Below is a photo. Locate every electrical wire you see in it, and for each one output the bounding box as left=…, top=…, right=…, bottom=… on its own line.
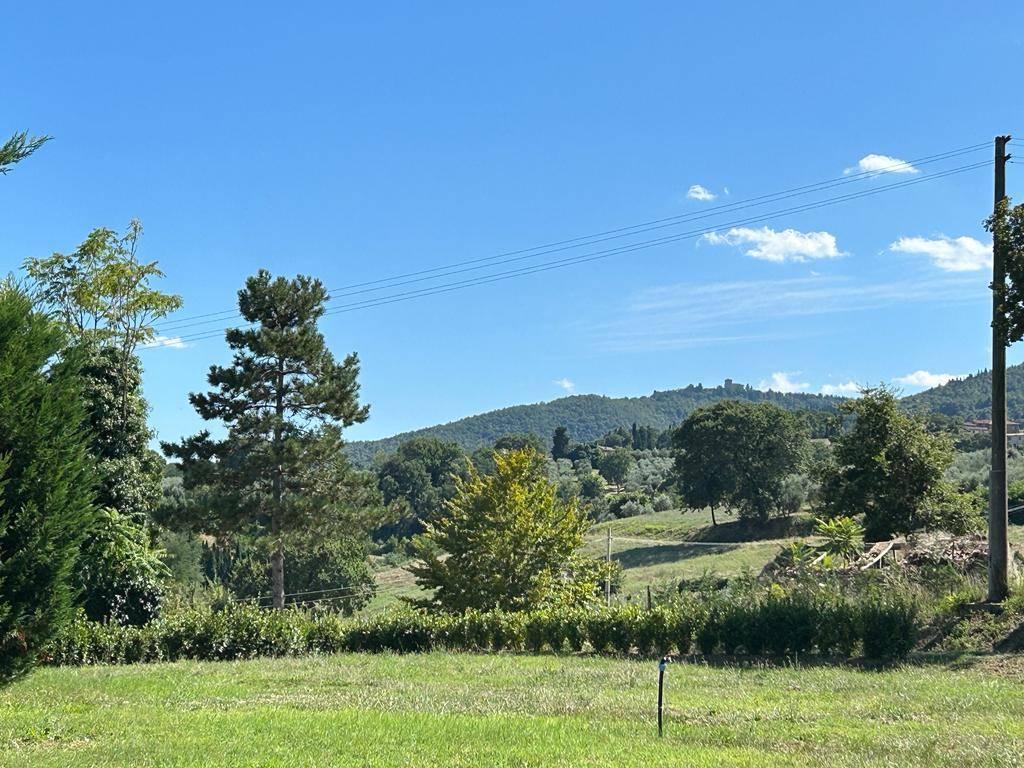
left=143, top=158, right=989, bottom=349
left=150, top=141, right=992, bottom=336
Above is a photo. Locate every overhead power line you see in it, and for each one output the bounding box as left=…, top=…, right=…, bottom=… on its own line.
left=144, top=157, right=990, bottom=349
left=150, top=141, right=991, bottom=337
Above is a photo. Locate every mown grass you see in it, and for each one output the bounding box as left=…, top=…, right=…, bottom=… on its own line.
left=2, top=652, right=1023, bottom=767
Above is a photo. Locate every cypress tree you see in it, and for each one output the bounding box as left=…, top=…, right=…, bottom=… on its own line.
left=0, top=285, right=97, bottom=682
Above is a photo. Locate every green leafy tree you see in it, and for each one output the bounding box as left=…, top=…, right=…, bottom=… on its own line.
left=596, top=448, right=632, bottom=490
left=376, top=437, right=467, bottom=538
left=0, top=285, right=98, bottom=682
left=0, top=131, right=50, bottom=175
left=551, top=426, right=571, bottom=460
left=164, top=270, right=373, bottom=608
left=988, top=198, right=1024, bottom=343
left=672, top=400, right=809, bottom=524
left=411, top=448, right=601, bottom=612
left=25, top=222, right=179, bottom=624
left=819, top=387, right=980, bottom=539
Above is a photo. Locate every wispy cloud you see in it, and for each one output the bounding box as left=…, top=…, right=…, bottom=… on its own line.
left=146, top=335, right=188, bottom=349
left=890, top=235, right=991, bottom=272
left=845, top=153, right=919, bottom=176
left=821, top=381, right=860, bottom=396
left=591, top=275, right=983, bottom=353
left=758, top=372, right=808, bottom=393
left=894, top=370, right=964, bottom=388
left=553, top=377, right=575, bottom=393
left=702, top=226, right=843, bottom=263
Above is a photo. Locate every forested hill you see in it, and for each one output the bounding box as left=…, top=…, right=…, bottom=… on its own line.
left=901, top=364, right=1024, bottom=420
left=345, top=382, right=843, bottom=465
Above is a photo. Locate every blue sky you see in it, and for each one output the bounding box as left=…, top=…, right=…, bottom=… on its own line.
left=2, top=2, right=1022, bottom=444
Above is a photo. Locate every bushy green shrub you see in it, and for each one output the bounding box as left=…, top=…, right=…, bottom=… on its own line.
left=45, top=584, right=925, bottom=666
left=860, top=594, right=919, bottom=660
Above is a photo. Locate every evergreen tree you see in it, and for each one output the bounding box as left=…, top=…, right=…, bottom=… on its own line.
left=0, top=285, right=97, bottom=682
left=0, top=131, right=49, bottom=175
left=164, top=270, right=373, bottom=607
left=551, top=426, right=571, bottom=460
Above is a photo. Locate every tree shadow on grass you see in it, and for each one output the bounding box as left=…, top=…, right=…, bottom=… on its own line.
left=613, top=542, right=740, bottom=569
left=685, top=515, right=815, bottom=544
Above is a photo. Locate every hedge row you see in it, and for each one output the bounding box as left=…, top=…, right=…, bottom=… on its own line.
left=45, top=588, right=919, bottom=666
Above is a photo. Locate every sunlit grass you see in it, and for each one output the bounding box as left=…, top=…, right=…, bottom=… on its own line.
left=2, top=652, right=1023, bottom=767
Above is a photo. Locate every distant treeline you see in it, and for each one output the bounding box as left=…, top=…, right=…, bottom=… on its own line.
left=346, top=382, right=845, bottom=465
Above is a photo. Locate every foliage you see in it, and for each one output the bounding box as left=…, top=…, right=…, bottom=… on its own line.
left=26, top=224, right=180, bottom=624
left=163, top=270, right=375, bottom=607
left=551, top=426, right=571, bottom=460
left=224, top=534, right=375, bottom=615
left=0, top=131, right=50, bottom=175
left=819, top=387, right=980, bottom=539
left=77, top=508, right=166, bottom=626
left=814, top=516, right=864, bottom=562
left=596, top=448, right=632, bottom=489
left=672, top=400, right=809, bottom=523
left=411, top=448, right=600, bottom=612
left=45, top=580, right=922, bottom=665
left=375, top=437, right=467, bottom=538
left=0, top=285, right=98, bottom=682
left=24, top=220, right=183, bottom=359
left=987, top=197, right=1024, bottom=344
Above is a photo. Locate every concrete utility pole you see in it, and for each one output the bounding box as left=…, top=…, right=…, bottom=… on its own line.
left=989, top=134, right=1012, bottom=603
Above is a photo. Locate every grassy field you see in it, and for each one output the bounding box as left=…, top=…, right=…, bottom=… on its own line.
left=3, top=652, right=1024, bottom=767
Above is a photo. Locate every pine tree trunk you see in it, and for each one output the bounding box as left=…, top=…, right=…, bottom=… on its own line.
left=271, top=528, right=285, bottom=609
left=271, top=356, right=286, bottom=609
left=711, top=506, right=717, bottom=526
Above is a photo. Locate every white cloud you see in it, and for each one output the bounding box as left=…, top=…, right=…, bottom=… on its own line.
left=894, top=370, right=964, bottom=388
left=147, top=335, right=188, bottom=349
left=687, top=184, right=717, bottom=201
left=845, top=153, right=919, bottom=176
left=554, top=377, right=575, bottom=393
left=821, top=381, right=860, bottom=396
left=702, top=226, right=843, bottom=263
left=758, top=372, right=809, bottom=393
left=890, top=235, right=991, bottom=272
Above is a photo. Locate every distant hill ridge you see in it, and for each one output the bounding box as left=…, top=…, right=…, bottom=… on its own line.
left=345, top=380, right=843, bottom=465
left=900, top=363, right=1024, bottom=420
left=347, top=366, right=1024, bottom=465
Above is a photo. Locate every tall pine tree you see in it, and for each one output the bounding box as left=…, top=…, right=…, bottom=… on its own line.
left=164, top=271, right=371, bottom=607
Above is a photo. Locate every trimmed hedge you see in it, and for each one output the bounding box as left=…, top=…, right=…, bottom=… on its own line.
left=45, top=586, right=920, bottom=666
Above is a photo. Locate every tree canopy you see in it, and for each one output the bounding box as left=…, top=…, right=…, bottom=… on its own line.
left=672, top=400, right=809, bottom=523
left=819, top=387, right=980, bottom=539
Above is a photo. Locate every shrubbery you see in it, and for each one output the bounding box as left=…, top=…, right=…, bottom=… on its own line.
left=45, top=583, right=922, bottom=666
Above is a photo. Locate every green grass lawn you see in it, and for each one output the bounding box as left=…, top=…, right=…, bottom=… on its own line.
left=3, top=652, right=1023, bottom=767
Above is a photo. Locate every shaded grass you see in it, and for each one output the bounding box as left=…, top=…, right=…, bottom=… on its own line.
left=2, top=652, right=1023, bottom=767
